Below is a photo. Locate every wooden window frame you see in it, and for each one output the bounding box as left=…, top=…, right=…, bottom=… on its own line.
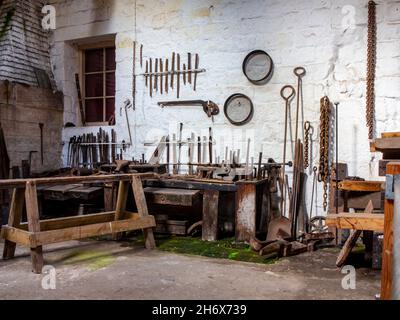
left=79, top=41, right=116, bottom=126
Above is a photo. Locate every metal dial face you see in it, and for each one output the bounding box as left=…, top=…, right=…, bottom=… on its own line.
left=224, top=94, right=254, bottom=126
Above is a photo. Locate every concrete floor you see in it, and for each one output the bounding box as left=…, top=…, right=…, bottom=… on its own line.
left=0, top=239, right=380, bottom=300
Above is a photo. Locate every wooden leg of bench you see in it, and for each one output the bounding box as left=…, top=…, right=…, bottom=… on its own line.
left=3, top=188, right=26, bottom=259
left=25, top=181, right=43, bottom=274
left=114, top=181, right=129, bottom=240
left=131, top=176, right=155, bottom=249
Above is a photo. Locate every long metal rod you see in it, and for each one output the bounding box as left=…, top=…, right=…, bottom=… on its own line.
left=335, top=102, right=339, bottom=215
left=140, top=68, right=206, bottom=76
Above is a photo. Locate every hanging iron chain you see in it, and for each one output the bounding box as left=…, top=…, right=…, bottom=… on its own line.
left=319, top=96, right=331, bottom=212
left=366, top=1, right=376, bottom=140
left=304, top=121, right=311, bottom=169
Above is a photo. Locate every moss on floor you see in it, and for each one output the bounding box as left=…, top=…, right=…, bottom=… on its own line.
left=62, top=249, right=116, bottom=271
left=129, top=235, right=278, bottom=265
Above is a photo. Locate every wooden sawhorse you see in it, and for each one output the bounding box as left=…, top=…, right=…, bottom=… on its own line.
left=0, top=173, right=156, bottom=273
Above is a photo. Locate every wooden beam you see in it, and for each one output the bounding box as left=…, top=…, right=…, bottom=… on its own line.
left=202, top=189, right=220, bottom=241
left=3, top=188, right=25, bottom=259
left=338, top=180, right=384, bottom=192
left=25, top=181, right=43, bottom=274
left=381, top=163, right=400, bottom=300
left=326, top=213, right=384, bottom=232
left=31, top=216, right=156, bottom=247
left=132, top=176, right=156, bottom=249
left=0, top=173, right=155, bottom=190
left=235, top=183, right=257, bottom=242
left=1, top=227, right=32, bottom=247
left=144, top=187, right=201, bottom=206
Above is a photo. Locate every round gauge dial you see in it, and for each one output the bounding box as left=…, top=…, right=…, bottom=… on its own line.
left=242, top=50, right=273, bottom=85
left=224, top=94, right=254, bottom=126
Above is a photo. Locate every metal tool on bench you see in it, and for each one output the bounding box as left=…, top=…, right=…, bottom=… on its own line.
left=158, top=100, right=220, bottom=120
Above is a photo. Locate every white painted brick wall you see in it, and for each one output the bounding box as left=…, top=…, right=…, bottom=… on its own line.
left=49, top=0, right=400, bottom=214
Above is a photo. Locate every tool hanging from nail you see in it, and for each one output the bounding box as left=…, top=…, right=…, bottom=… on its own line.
left=177, top=54, right=181, bottom=98
left=158, top=100, right=220, bottom=120
left=293, top=67, right=306, bottom=143
left=122, top=99, right=133, bottom=145
left=280, top=85, right=296, bottom=217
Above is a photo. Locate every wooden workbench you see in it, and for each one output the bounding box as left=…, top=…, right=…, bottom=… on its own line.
left=144, top=177, right=269, bottom=242
left=0, top=173, right=156, bottom=273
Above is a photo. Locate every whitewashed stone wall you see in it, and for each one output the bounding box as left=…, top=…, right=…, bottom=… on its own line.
left=49, top=0, right=400, bottom=214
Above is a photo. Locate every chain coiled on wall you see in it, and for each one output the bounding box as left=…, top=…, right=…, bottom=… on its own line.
left=318, top=96, right=331, bottom=212
left=366, top=1, right=376, bottom=140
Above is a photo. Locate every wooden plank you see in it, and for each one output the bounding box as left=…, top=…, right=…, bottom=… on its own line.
left=144, top=178, right=237, bottom=192
left=336, top=201, right=374, bottom=267
left=18, top=211, right=118, bottom=231
left=326, top=213, right=384, bottom=232
left=381, top=163, right=400, bottom=300
left=25, top=181, right=43, bottom=274
left=144, top=187, right=200, bottom=206
left=0, top=173, right=155, bottom=190
left=155, top=220, right=189, bottom=235
left=132, top=176, right=156, bottom=249
left=235, top=183, right=257, bottom=242
left=372, top=137, right=400, bottom=152
left=67, top=186, right=104, bottom=201
left=32, top=216, right=156, bottom=246
left=202, top=189, right=219, bottom=241
left=113, top=181, right=130, bottom=240
left=338, top=180, right=384, bottom=192
left=381, top=132, right=400, bottom=138
left=3, top=188, right=25, bottom=259
left=1, top=227, right=32, bottom=247
left=379, top=160, right=400, bottom=176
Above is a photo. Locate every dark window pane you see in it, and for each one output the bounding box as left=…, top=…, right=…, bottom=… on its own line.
left=106, top=72, right=115, bottom=96
left=85, top=49, right=104, bottom=73
left=85, top=99, right=103, bottom=122
left=106, top=98, right=115, bottom=122
left=106, top=47, right=116, bottom=71
left=85, top=73, right=103, bottom=97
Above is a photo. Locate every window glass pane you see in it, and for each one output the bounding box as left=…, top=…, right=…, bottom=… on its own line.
left=106, top=47, right=116, bottom=71
left=85, top=73, right=104, bottom=97
left=106, top=98, right=115, bottom=122
left=85, top=99, right=104, bottom=123
left=106, top=72, right=115, bottom=96
left=85, top=49, right=104, bottom=73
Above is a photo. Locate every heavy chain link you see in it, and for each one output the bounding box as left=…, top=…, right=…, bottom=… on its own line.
left=366, top=1, right=376, bottom=140
left=304, top=121, right=311, bottom=169
left=319, top=96, right=331, bottom=212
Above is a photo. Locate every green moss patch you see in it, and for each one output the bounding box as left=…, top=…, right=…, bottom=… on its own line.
left=129, top=235, right=278, bottom=265
left=63, top=249, right=116, bottom=271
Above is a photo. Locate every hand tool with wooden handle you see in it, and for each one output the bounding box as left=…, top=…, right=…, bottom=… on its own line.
left=177, top=54, right=181, bottom=98
left=194, top=54, right=199, bottom=91
left=171, top=52, right=175, bottom=89
left=165, top=58, right=169, bottom=94
left=172, top=134, right=177, bottom=174
left=149, top=58, right=153, bottom=97
left=154, top=58, right=158, bottom=92
left=145, top=60, right=148, bottom=87
left=188, top=52, right=192, bottom=84
left=160, top=58, right=164, bottom=95
left=183, top=64, right=187, bottom=85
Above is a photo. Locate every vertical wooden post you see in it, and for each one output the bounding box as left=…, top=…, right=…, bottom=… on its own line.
left=131, top=176, right=156, bottom=249
left=392, top=174, right=400, bottom=299
left=235, top=182, right=257, bottom=242
left=3, top=188, right=25, bottom=259
left=113, top=181, right=130, bottom=240
left=202, top=189, right=219, bottom=241
left=381, top=162, right=400, bottom=300
left=25, top=181, right=43, bottom=274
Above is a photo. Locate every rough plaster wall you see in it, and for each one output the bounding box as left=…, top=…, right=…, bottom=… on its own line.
left=0, top=0, right=54, bottom=87
left=49, top=0, right=400, bottom=214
